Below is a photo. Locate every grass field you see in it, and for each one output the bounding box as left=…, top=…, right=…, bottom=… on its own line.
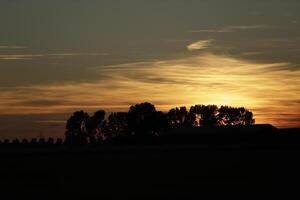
left=0, top=128, right=299, bottom=199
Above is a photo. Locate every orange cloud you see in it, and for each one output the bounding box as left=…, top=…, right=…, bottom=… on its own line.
left=187, top=40, right=214, bottom=50
left=0, top=53, right=299, bottom=128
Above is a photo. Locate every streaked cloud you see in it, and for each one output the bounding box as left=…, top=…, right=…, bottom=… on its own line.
left=240, top=52, right=263, bottom=56
left=1, top=53, right=299, bottom=128
left=0, top=52, right=110, bottom=60
left=86, top=53, right=110, bottom=56
left=0, top=45, right=27, bottom=49
left=47, top=53, right=82, bottom=56
left=291, top=20, right=299, bottom=24
left=35, top=120, right=66, bottom=124
left=187, top=40, right=214, bottom=51
left=0, top=113, right=68, bottom=139
left=0, top=54, right=43, bottom=60
left=191, top=25, right=267, bottom=33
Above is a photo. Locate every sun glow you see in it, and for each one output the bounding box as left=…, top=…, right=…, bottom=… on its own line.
left=197, top=94, right=253, bottom=107
left=0, top=53, right=299, bottom=128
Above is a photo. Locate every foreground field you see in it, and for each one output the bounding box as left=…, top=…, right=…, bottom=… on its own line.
left=0, top=129, right=300, bottom=199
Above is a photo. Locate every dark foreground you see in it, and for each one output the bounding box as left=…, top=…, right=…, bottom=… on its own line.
left=0, top=128, right=300, bottom=199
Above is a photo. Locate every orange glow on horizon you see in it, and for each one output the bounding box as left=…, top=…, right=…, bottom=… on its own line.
left=0, top=53, right=299, bottom=128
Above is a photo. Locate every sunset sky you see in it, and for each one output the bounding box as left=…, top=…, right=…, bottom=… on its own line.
left=0, top=0, right=300, bottom=139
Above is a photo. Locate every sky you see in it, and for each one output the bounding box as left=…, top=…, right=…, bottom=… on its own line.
left=0, top=0, right=300, bottom=139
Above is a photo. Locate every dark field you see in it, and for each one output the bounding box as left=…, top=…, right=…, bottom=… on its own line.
left=1, top=128, right=300, bottom=199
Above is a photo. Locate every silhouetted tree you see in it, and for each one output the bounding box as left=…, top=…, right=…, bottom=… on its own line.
left=153, top=111, right=169, bottom=133
left=21, top=139, right=29, bottom=147
left=38, top=138, right=46, bottom=146
left=218, top=106, right=234, bottom=125
left=99, top=120, right=110, bottom=142
left=22, top=138, right=28, bottom=144
left=107, top=112, right=128, bottom=136
left=3, top=139, right=9, bottom=146
left=167, top=106, right=189, bottom=128
left=12, top=138, right=20, bottom=145
left=86, top=110, right=105, bottom=143
left=47, top=137, right=55, bottom=145
left=218, top=106, right=255, bottom=125
left=127, top=102, right=162, bottom=135
left=189, top=105, right=219, bottom=126
left=200, top=105, right=218, bottom=126
left=244, top=109, right=255, bottom=125
left=65, top=110, right=90, bottom=145
left=62, top=103, right=256, bottom=145
left=56, top=138, right=63, bottom=146
left=30, top=138, right=37, bottom=145
left=189, top=105, right=202, bottom=127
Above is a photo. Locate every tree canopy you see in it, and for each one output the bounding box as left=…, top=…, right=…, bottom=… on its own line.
left=65, top=103, right=255, bottom=145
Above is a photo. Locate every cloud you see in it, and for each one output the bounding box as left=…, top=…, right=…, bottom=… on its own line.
left=191, top=25, right=267, bottom=33
left=0, top=46, right=27, bottom=49
left=291, top=20, right=299, bottom=24
left=187, top=40, right=214, bottom=51
left=47, top=53, right=82, bottom=56
left=20, top=99, right=68, bottom=106
left=0, top=53, right=299, bottom=128
left=35, top=120, right=66, bottom=124
left=86, top=53, right=110, bottom=56
left=240, top=52, right=263, bottom=56
left=0, top=52, right=110, bottom=60
left=0, top=54, right=43, bottom=60
left=0, top=113, right=68, bottom=139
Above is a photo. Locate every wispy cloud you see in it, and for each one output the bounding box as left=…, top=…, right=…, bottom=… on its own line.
left=187, top=39, right=214, bottom=51
left=240, top=52, right=263, bottom=56
left=0, top=53, right=299, bottom=128
left=47, top=53, right=82, bottom=56
left=0, top=45, right=27, bottom=49
left=0, top=54, right=43, bottom=60
left=35, top=120, right=66, bottom=124
left=191, top=25, right=267, bottom=33
left=86, top=53, right=110, bottom=56
left=0, top=52, right=110, bottom=60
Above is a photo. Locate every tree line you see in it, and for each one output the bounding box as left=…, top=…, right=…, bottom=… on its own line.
left=65, top=102, right=255, bottom=145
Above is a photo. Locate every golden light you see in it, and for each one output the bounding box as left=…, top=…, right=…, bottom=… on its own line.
left=0, top=53, right=299, bottom=128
